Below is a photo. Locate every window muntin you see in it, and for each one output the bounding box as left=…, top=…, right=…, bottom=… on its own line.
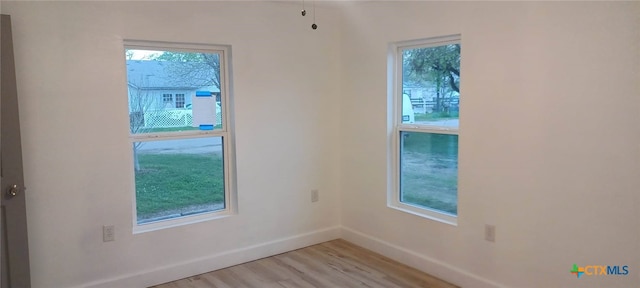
left=175, top=93, right=185, bottom=108
left=390, top=35, right=461, bottom=224
left=162, top=93, right=173, bottom=106
left=125, top=41, right=235, bottom=229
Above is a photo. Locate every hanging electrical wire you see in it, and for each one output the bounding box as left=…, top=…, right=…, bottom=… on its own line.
left=299, top=0, right=317, bottom=30
left=311, top=0, right=317, bottom=30
left=301, top=0, right=306, bottom=16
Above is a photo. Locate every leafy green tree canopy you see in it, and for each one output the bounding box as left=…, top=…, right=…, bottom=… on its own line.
left=403, top=44, right=460, bottom=93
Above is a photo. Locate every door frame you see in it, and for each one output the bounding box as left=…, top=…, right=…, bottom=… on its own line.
left=1, top=14, right=32, bottom=288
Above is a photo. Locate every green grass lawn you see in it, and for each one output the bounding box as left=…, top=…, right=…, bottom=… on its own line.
left=133, top=130, right=457, bottom=221
left=135, top=152, right=224, bottom=221
left=400, top=132, right=458, bottom=215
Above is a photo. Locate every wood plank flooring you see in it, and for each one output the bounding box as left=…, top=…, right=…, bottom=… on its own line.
left=151, top=239, right=458, bottom=288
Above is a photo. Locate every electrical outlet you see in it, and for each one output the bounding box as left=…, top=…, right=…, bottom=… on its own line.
left=485, top=224, right=495, bottom=242
left=103, top=225, right=115, bottom=242
left=311, top=189, right=319, bottom=202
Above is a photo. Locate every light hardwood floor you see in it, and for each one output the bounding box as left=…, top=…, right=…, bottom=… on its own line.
left=151, top=239, right=458, bottom=288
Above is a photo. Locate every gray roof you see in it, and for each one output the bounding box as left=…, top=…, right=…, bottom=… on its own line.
left=126, top=60, right=218, bottom=91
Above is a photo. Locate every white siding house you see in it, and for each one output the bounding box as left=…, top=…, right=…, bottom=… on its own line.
left=126, top=60, right=221, bottom=129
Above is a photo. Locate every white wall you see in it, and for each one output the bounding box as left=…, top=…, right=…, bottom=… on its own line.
left=339, top=2, right=640, bottom=288
left=3, top=2, right=342, bottom=287
left=4, top=1, right=640, bottom=287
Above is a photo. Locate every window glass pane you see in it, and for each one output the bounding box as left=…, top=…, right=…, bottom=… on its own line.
left=133, top=137, right=225, bottom=224
left=402, top=44, right=460, bottom=127
left=400, top=131, right=458, bottom=215
left=125, top=49, right=223, bottom=133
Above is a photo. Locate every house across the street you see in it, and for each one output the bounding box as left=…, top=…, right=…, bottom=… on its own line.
left=126, top=60, right=221, bottom=129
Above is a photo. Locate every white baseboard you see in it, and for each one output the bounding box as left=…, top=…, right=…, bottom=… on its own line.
left=78, top=226, right=502, bottom=288
left=341, top=226, right=505, bottom=288
left=80, top=226, right=341, bottom=288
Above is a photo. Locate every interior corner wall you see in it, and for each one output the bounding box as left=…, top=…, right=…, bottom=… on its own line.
left=4, top=1, right=640, bottom=287
left=3, top=2, right=342, bottom=287
left=338, top=2, right=640, bottom=288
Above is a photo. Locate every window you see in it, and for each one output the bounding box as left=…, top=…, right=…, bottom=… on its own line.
left=124, top=41, right=235, bottom=231
left=389, top=35, right=460, bottom=224
left=175, top=93, right=185, bottom=108
left=162, top=93, right=173, bottom=106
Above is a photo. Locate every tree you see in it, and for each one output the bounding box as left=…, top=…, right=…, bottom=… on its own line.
left=128, top=76, right=162, bottom=171
left=152, top=52, right=220, bottom=90
left=403, top=44, right=460, bottom=113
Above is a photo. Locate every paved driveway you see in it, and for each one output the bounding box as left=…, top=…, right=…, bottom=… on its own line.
left=415, top=119, right=459, bottom=127
left=137, top=137, right=222, bottom=154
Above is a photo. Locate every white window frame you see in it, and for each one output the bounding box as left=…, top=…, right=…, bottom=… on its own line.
left=124, top=40, right=237, bottom=233
left=387, top=35, right=461, bottom=225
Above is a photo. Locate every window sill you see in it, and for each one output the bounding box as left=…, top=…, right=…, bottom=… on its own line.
left=133, top=209, right=234, bottom=234
left=387, top=202, right=457, bottom=226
